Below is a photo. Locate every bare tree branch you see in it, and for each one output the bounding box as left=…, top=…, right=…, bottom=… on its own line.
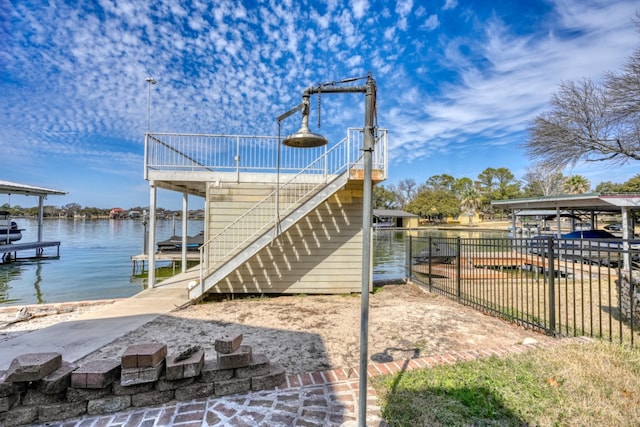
left=524, top=78, right=640, bottom=169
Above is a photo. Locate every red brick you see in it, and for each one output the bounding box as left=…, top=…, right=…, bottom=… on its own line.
left=311, top=371, right=325, bottom=385
left=71, top=359, right=120, bottom=389
left=5, top=353, right=62, bottom=382
left=287, top=374, right=301, bottom=388
left=214, top=332, right=243, bottom=354
left=166, top=349, right=204, bottom=380
left=323, top=370, right=339, bottom=383
left=299, top=373, right=314, bottom=386
left=408, top=359, right=422, bottom=370
left=334, top=368, right=349, bottom=381
left=374, top=363, right=392, bottom=375
left=217, top=345, right=251, bottom=370
left=37, top=361, right=77, bottom=394
left=121, top=343, right=167, bottom=369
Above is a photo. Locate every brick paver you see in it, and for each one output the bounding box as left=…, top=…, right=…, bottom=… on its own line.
left=29, top=338, right=586, bottom=427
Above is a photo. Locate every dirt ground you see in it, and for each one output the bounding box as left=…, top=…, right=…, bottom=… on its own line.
left=1, top=282, right=553, bottom=375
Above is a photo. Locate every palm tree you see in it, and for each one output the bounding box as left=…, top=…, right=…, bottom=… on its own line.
left=460, top=186, right=480, bottom=225
left=563, top=175, right=591, bottom=194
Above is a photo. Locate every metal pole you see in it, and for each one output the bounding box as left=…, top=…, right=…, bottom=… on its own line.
left=148, top=181, right=157, bottom=288
left=182, top=192, right=188, bottom=273
left=358, top=75, right=375, bottom=427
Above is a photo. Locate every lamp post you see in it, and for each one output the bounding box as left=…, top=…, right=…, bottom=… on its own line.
left=282, top=74, right=377, bottom=427
left=145, top=77, right=156, bottom=132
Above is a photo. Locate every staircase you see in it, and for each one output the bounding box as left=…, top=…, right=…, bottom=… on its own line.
left=189, top=133, right=364, bottom=300
left=144, top=128, right=387, bottom=301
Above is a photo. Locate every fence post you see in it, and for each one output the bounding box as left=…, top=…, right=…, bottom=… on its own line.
left=456, top=237, right=461, bottom=303
left=428, top=236, right=433, bottom=291
left=546, top=236, right=556, bottom=335
left=407, top=235, right=413, bottom=283
left=628, top=254, right=635, bottom=347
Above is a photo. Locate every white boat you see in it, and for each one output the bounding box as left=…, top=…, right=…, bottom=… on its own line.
left=0, top=211, right=23, bottom=244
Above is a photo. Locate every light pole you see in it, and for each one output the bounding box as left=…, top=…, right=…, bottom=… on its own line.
left=145, top=77, right=156, bottom=132
left=282, top=73, right=377, bottom=427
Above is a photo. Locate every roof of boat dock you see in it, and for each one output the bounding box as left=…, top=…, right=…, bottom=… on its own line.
left=492, top=192, right=640, bottom=212
left=0, top=180, right=67, bottom=196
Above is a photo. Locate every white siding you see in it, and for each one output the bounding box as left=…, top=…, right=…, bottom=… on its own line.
left=205, top=182, right=366, bottom=294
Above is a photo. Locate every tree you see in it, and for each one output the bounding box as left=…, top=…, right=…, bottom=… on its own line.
left=563, top=175, right=591, bottom=194
left=525, top=21, right=640, bottom=170
left=460, top=185, right=480, bottom=225
left=617, top=174, right=640, bottom=193
left=606, top=13, right=640, bottom=131
left=422, top=174, right=457, bottom=192
left=372, top=185, right=397, bottom=209
left=476, top=167, right=521, bottom=219
left=405, top=189, right=460, bottom=220
left=62, top=203, right=82, bottom=217
left=390, top=178, right=418, bottom=208
left=524, top=79, right=636, bottom=169
left=595, top=181, right=622, bottom=193
left=521, top=163, right=565, bottom=197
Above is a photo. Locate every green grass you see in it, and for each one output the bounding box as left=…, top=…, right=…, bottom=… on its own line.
left=373, top=341, right=640, bottom=426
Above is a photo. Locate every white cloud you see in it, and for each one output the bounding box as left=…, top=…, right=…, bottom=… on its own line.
left=2, top=0, right=639, bottom=208
left=423, top=14, right=440, bottom=31
left=351, top=0, right=369, bottom=19
left=443, top=0, right=457, bottom=11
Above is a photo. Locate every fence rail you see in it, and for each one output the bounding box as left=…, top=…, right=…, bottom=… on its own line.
left=407, top=235, right=640, bottom=346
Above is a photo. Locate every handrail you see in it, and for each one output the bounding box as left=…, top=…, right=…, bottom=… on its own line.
left=198, top=132, right=357, bottom=280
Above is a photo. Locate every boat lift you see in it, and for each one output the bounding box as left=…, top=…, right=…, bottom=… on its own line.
left=0, top=180, right=67, bottom=263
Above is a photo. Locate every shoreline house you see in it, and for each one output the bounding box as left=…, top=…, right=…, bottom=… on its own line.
left=144, top=129, right=388, bottom=301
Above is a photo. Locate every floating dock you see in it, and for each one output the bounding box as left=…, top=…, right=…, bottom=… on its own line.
left=0, top=241, right=61, bottom=263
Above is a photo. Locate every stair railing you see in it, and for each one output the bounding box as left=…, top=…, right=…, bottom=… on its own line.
left=199, top=131, right=356, bottom=281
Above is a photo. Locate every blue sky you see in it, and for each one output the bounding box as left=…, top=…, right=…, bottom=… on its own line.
left=2, top=0, right=639, bottom=210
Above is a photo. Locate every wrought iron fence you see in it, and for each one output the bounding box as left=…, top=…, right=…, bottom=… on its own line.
left=406, top=235, right=640, bottom=346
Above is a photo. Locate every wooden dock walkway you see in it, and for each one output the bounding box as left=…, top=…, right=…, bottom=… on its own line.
left=0, top=241, right=60, bottom=263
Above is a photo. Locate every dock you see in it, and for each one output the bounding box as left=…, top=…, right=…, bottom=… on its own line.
left=412, top=252, right=615, bottom=280
left=0, top=241, right=61, bottom=263
left=131, top=252, right=200, bottom=275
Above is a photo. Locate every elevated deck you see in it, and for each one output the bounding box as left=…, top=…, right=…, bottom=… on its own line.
left=0, top=241, right=61, bottom=263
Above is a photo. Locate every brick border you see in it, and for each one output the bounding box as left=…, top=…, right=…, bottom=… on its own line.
left=282, top=337, right=592, bottom=390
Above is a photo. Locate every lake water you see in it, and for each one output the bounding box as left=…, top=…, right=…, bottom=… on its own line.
left=0, top=219, right=507, bottom=306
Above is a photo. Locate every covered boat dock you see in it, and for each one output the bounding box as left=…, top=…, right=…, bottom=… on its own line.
left=0, top=180, right=67, bottom=262
left=492, top=192, right=640, bottom=268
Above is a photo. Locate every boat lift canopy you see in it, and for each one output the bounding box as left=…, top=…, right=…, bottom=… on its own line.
left=492, top=192, right=640, bottom=241
left=0, top=180, right=67, bottom=198
left=0, top=180, right=67, bottom=248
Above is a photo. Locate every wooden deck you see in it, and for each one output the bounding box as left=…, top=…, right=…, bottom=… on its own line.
left=0, top=241, right=61, bottom=263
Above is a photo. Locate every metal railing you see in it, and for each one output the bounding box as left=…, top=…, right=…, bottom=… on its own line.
left=144, top=129, right=388, bottom=178
left=197, top=129, right=388, bottom=284
left=407, top=235, right=640, bottom=346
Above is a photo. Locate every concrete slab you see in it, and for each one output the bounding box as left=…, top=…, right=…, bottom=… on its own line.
left=0, top=270, right=197, bottom=371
